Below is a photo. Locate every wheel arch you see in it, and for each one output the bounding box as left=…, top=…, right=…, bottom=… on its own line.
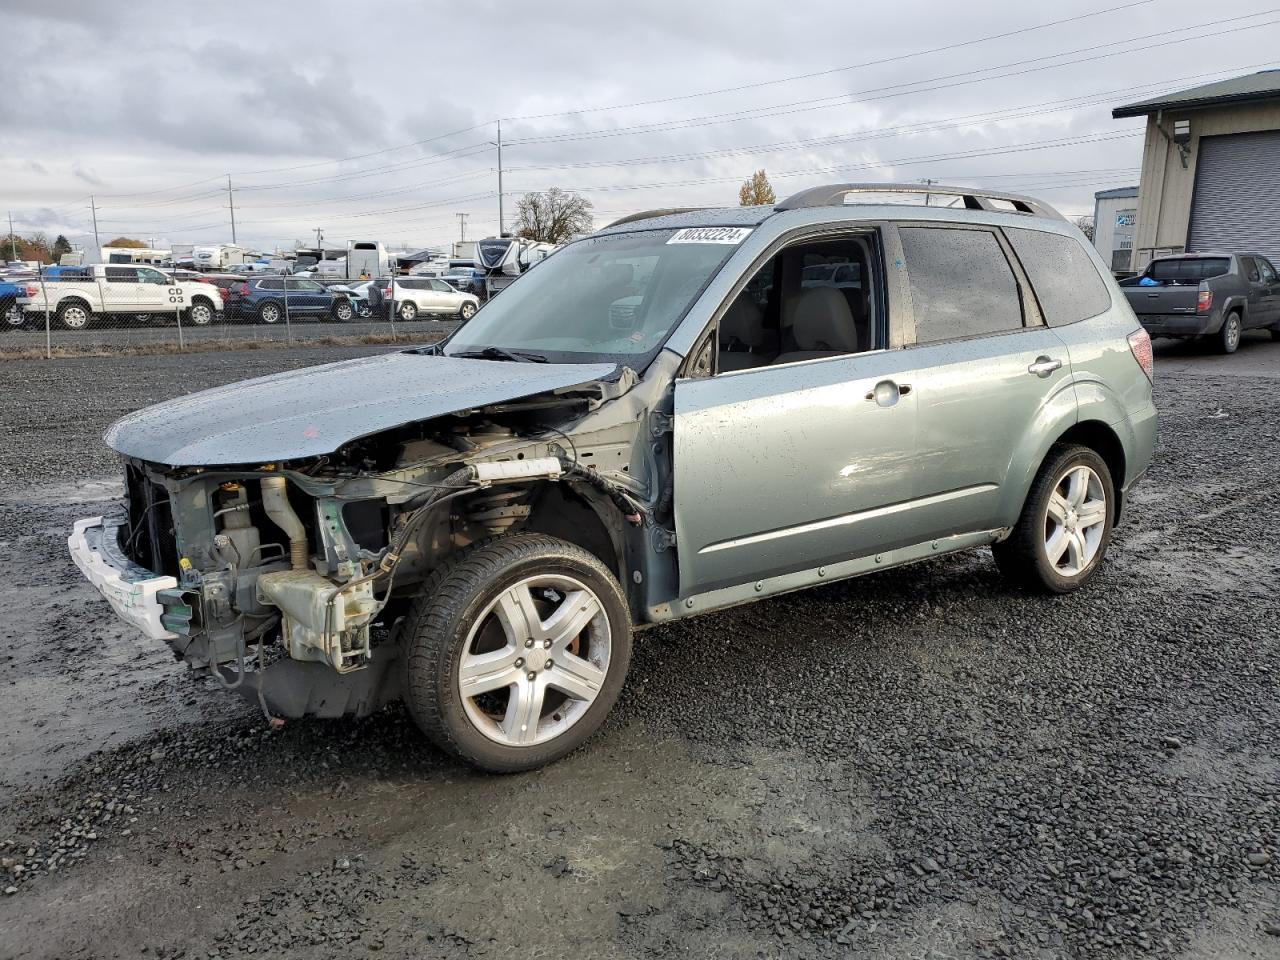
left=523, top=481, right=630, bottom=600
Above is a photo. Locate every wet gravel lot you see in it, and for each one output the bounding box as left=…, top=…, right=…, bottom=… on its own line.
left=1, top=334, right=1278, bottom=959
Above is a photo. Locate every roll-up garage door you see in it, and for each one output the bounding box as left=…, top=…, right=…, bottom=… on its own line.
left=1187, top=130, right=1280, bottom=264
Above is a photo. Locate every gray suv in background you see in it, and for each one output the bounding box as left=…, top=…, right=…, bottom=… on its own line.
left=69, top=183, right=1156, bottom=771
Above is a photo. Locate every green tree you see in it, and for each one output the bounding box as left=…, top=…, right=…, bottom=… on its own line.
left=513, top=188, right=594, bottom=244
left=52, top=234, right=73, bottom=263
left=738, top=169, right=776, bottom=206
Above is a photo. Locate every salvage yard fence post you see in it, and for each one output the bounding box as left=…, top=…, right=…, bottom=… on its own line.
left=173, top=286, right=185, bottom=352
left=283, top=278, right=293, bottom=345
left=38, top=263, right=51, bottom=361
left=388, top=276, right=397, bottom=343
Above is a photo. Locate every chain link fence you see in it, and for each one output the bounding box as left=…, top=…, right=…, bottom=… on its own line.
left=0, top=264, right=467, bottom=358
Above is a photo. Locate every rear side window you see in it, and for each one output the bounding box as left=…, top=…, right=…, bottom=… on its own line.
left=1241, top=257, right=1260, bottom=282
left=1148, top=258, right=1230, bottom=282
left=1006, top=228, right=1112, bottom=327
left=104, top=266, right=138, bottom=283
left=257, top=278, right=284, bottom=290
left=899, top=227, right=1024, bottom=344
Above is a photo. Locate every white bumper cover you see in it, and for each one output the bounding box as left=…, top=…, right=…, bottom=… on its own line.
left=68, top=516, right=178, bottom=642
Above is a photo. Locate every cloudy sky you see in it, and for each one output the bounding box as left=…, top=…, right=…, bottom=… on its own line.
left=2, top=0, right=1278, bottom=253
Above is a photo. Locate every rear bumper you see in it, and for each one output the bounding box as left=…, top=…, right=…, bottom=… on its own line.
left=1138, top=313, right=1217, bottom=337
left=68, top=516, right=177, bottom=642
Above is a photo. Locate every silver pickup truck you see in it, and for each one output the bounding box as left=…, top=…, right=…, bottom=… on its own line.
left=1119, top=253, right=1280, bottom=354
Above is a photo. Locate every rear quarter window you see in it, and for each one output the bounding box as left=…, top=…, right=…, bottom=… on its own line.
left=1006, top=228, right=1112, bottom=327
left=899, top=226, right=1024, bottom=344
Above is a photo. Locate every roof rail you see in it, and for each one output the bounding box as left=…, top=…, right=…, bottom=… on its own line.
left=774, top=183, right=1065, bottom=220
left=604, top=207, right=708, bottom=229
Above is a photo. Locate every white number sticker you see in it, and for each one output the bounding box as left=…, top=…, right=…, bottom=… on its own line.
left=666, top=227, right=753, bottom=245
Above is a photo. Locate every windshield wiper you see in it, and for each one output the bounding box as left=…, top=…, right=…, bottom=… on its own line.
left=452, top=346, right=548, bottom=363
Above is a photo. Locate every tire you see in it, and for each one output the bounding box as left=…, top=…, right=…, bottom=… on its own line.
left=332, top=299, right=355, bottom=322
left=3, top=301, right=22, bottom=330
left=258, top=300, right=283, bottom=325
left=358, top=305, right=373, bottom=319
left=992, top=443, right=1115, bottom=594
left=402, top=533, right=632, bottom=772
left=398, top=301, right=418, bottom=322
left=187, top=301, right=214, bottom=326
left=56, top=301, right=92, bottom=330
left=1218, top=310, right=1242, bottom=354
left=459, top=301, right=477, bottom=321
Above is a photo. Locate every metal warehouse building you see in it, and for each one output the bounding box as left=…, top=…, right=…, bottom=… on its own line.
left=1091, top=186, right=1139, bottom=275
left=1113, top=70, right=1280, bottom=272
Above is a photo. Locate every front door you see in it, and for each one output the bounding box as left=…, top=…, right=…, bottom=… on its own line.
left=1255, top=257, right=1280, bottom=326
left=673, top=355, right=920, bottom=595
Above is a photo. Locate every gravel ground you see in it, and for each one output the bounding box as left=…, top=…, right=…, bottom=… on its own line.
left=1, top=335, right=1278, bottom=959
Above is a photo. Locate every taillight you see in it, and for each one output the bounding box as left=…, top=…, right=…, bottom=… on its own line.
left=235, top=283, right=250, bottom=296
left=1197, top=289, right=1212, bottom=313
left=1127, top=328, right=1153, bottom=383
left=25, top=285, right=37, bottom=297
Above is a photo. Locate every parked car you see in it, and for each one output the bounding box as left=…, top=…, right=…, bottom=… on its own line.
left=1, top=278, right=35, bottom=329
left=329, top=282, right=374, bottom=319
left=68, top=183, right=1155, bottom=772
left=1119, top=252, right=1280, bottom=353
left=18, top=263, right=223, bottom=329
left=221, top=276, right=357, bottom=323
left=382, top=276, right=480, bottom=321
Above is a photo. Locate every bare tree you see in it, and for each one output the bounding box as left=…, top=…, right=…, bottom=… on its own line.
left=1072, top=215, right=1096, bottom=243
left=513, top=188, right=594, bottom=245
left=738, top=169, right=776, bottom=206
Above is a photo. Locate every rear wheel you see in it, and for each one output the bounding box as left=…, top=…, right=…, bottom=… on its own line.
left=993, top=444, right=1114, bottom=594
left=402, top=534, right=632, bottom=772
left=399, top=301, right=418, bottom=321
left=3, top=301, right=22, bottom=329
left=187, top=301, right=214, bottom=326
left=57, top=301, right=92, bottom=330
left=459, top=301, right=477, bottom=320
left=1218, top=310, right=1242, bottom=354
left=258, top=301, right=283, bottom=324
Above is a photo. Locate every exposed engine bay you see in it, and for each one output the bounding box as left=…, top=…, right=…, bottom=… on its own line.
left=110, top=359, right=677, bottom=721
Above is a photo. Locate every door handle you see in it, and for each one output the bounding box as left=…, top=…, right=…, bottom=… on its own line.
left=864, top=380, right=911, bottom=406
left=1028, top=357, right=1063, bottom=378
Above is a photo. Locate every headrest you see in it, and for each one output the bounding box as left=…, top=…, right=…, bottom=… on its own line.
left=792, top=287, right=860, bottom=353
left=719, top=294, right=766, bottom=349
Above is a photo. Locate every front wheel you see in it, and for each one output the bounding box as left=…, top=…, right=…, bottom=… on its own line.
left=398, top=301, right=418, bottom=322
left=459, top=301, right=477, bottom=321
left=1218, top=311, right=1241, bottom=354
left=332, top=299, right=355, bottom=322
left=402, top=534, right=632, bottom=772
left=993, top=444, right=1114, bottom=594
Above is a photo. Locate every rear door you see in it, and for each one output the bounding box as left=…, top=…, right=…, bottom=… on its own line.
left=887, top=223, right=1078, bottom=539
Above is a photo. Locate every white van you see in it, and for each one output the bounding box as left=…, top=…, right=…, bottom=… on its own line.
left=346, top=240, right=387, bottom=279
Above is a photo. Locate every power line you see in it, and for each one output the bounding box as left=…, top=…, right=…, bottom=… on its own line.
left=508, top=9, right=1280, bottom=145
left=503, top=0, right=1158, bottom=121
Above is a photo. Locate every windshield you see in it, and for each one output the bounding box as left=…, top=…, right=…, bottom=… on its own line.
left=443, top=228, right=743, bottom=364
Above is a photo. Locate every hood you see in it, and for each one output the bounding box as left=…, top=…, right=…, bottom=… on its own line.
left=105, top=351, right=616, bottom=467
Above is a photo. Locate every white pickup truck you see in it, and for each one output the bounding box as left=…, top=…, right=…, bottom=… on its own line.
left=19, top=264, right=225, bottom=330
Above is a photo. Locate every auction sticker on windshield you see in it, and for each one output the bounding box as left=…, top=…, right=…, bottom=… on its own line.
left=667, top=227, right=753, bottom=245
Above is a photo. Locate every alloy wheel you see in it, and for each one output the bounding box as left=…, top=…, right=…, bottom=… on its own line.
left=457, top=574, right=611, bottom=747
left=1043, top=464, right=1107, bottom=577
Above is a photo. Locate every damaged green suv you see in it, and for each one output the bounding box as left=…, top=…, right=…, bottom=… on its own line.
left=70, top=184, right=1157, bottom=771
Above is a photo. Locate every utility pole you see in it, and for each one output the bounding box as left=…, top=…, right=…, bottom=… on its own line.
left=90, top=196, right=101, bottom=257
left=456, top=212, right=469, bottom=243
left=314, top=227, right=323, bottom=255
left=496, top=119, right=505, bottom=236
left=227, top=175, right=237, bottom=245
left=7, top=211, right=16, bottom=261
left=919, top=178, right=938, bottom=207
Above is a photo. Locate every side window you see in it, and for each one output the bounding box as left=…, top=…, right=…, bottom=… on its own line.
left=139, top=268, right=168, bottom=285
left=899, top=227, right=1023, bottom=344
left=104, top=266, right=138, bottom=283
left=258, top=278, right=283, bottom=291
left=1260, top=259, right=1278, bottom=283
left=716, top=233, right=879, bottom=373
left=1241, top=257, right=1260, bottom=282
left=430, top=279, right=452, bottom=292
left=1006, top=228, right=1111, bottom=327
